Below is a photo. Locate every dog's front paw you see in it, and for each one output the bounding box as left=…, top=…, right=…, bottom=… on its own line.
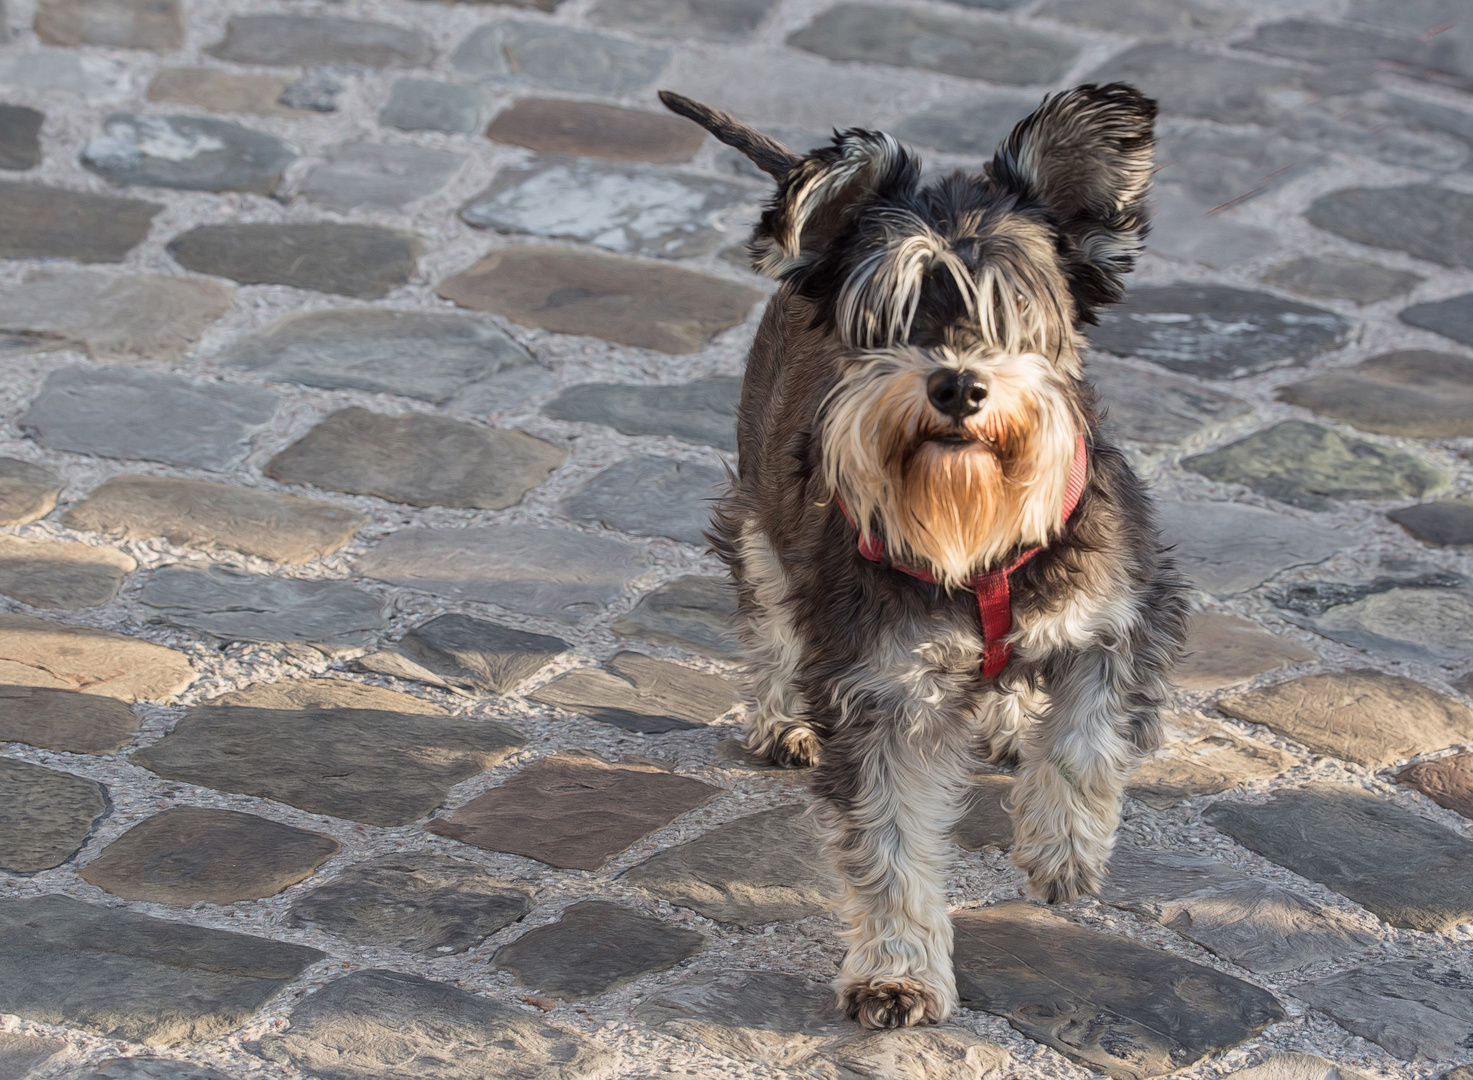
left=749, top=724, right=821, bottom=768
left=838, top=978, right=948, bottom=1029
left=1011, top=837, right=1105, bottom=904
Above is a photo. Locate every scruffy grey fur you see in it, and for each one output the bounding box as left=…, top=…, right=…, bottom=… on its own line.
left=660, top=86, right=1189, bottom=1030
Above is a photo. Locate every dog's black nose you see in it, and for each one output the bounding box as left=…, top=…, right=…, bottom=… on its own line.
left=926, top=369, right=986, bottom=418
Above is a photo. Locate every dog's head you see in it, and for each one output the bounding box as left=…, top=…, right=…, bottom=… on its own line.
left=662, top=86, right=1155, bottom=587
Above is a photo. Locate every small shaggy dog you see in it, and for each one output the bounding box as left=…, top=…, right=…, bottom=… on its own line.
left=660, top=84, right=1190, bottom=1029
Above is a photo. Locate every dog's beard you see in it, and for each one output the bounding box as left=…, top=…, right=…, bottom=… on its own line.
left=821, top=349, right=1082, bottom=589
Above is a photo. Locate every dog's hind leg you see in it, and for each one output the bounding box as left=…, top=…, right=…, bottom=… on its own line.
left=736, top=523, right=821, bottom=768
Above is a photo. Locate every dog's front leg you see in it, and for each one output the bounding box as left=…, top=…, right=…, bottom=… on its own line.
left=1009, top=646, right=1155, bottom=903
left=816, top=713, right=972, bottom=1028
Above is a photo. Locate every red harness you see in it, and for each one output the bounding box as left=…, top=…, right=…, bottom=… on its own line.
left=840, top=432, right=1089, bottom=678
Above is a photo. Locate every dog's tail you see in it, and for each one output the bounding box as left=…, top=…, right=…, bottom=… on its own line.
left=657, top=90, right=802, bottom=180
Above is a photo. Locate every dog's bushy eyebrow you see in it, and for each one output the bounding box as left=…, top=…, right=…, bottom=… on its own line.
left=658, top=90, right=802, bottom=179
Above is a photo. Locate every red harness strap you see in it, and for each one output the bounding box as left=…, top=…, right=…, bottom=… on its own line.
left=841, top=432, right=1089, bottom=678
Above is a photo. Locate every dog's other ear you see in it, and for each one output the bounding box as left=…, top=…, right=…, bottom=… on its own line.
left=658, top=91, right=801, bottom=179
left=990, top=83, right=1157, bottom=320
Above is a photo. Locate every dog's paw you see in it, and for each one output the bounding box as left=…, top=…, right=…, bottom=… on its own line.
left=749, top=724, right=821, bottom=768
left=839, top=978, right=947, bottom=1029
left=1013, top=843, right=1103, bottom=905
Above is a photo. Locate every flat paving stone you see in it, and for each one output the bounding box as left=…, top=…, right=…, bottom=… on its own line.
left=0, top=181, right=159, bottom=262
left=451, top=22, right=669, bottom=96
left=0, top=50, right=132, bottom=99
left=1155, top=126, right=1320, bottom=210
left=168, top=223, right=420, bottom=300
left=138, top=564, right=387, bottom=647
left=21, top=367, right=278, bottom=470
left=543, top=377, right=740, bottom=449
left=1278, top=350, right=1473, bottom=438
left=0, top=685, right=139, bottom=754
left=73, top=1061, right=235, bottom=1080
left=1156, top=501, right=1343, bottom=595
left=589, top=0, right=778, bottom=42
left=1204, top=783, right=1473, bottom=932
left=1400, top=291, right=1473, bottom=346
left=1260, top=256, right=1423, bottom=304
left=461, top=156, right=749, bottom=260
left=210, top=678, right=446, bottom=714
left=0, top=758, right=108, bottom=873
left=0, top=613, right=193, bottom=701
left=1306, top=582, right=1473, bottom=663
left=1223, top=1053, right=1373, bottom=1080
left=493, top=900, right=704, bottom=1000
left=824, top=1027, right=1011, bottom=1080
left=1035, top=0, right=1241, bottom=35
left=612, top=574, right=737, bottom=657
left=0, top=457, right=63, bottom=525
left=0, top=894, right=323, bottom=1044
left=1088, top=357, right=1251, bottom=444
left=0, top=105, right=41, bottom=171
left=358, top=614, right=568, bottom=695
left=1266, top=561, right=1464, bottom=620
left=788, top=5, right=1078, bottom=84
left=63, top=475, right=365, bottom=565
left=285, top=852, right=532, bottom=954
left=278, top=71, right=342, bottom=113
left=953, top=773, right=1014, bottom=850
left=953, top=901, right=1286, bottom=1080
left=35, top=0, right=181, bottom=49
left=1128, top=722, right=1297, bottom=808
left=1174, top=613, right=1316, bottom=691
left=439, top=248, right=759, bottom=354
left=266, top=408, right=563, bottom=511
left=209, top=16, right=432, bottom=67
left=0, top=1032, right=64, bottom=1080
left=1398, top=752, right=1473, bottom=820
left=147, top=67, right=301, bottom=117
left=1293, top=960, right=1473, bottom=1062
left=299, top=141, right=466, bottom=213
left=487, top=98, right=704, bottom=163
left=530, top=651, right=738, bottom=733
left=1087, top=285, right=1352, bottom=380
left=0, top=270, right=232, bottom=364
left=80, top=807, right=338, bottom=905
left=427, top=753, right=717, bottom=870
left=1147, top=189, right=1278, bottom=270
left=81, top=114, right=295, bottom=194
left=1184, top=420, right=1447, bottom=512
left=251, top=968, right=616, bottom=1080
left=891, top=92, right=1035, bottom=156
left=559, top=455, right=721, bottom=544
left=1388, top=500, right=1473, bottom=546
left=360, top=525, right=646, bottom=623
left=134, top=705, right=523, bottom=828
left=379, top=78, right=481, bottom=133
left=1307, top=185, right=1473, bottom=270
left=624, top=804, right=828, bottom=924
left=1218, top=670, right=1473, bottom=768
left=222, top=307, right=547, bottom=409
left=0, top=535, right=135, bottom=609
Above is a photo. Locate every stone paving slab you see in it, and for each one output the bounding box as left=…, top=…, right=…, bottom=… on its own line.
left=380, top=78, right=484, bottom=133
left=610, top=573, right=737, bottom=656
left=623, top=804, right=829, bottom=925
left=63, top=475, right=365, bottom=565
left=1174, top=613, right=1316, bottom=692
left=1204, top=783, right=1473, bottom=932
left=1397, top=752, right=1473, bottom=819
left=1307, top=185, right=1473, bottom=269
left=0, top=104, right=42, bottom=171
left=1293, top=960, right=1473, bottom=1062
left=210, top=678, right=446, bottom=714
left=221, top=307, right=546, bottom=408
left=1259, top=256, right=1423, bottom=305
left=953, top=773, right=1014, bottom=850
left=360, top=525, right=646, bottom=622
left=1401, top=292, right=1473, bottom=346
left=0, top=457, right=63, bottom=526
left=438, top=248, right=761, bottom=354
left=0, top=894, right=324, bottom=1045
left=0, top=757, right=108, bottom=873
left=589, top=0, right=779, bottom=43
left=891, top=91, right=1035, bottom=157
left=486, top=98, right=705, bottom=163
left=1128, top=722, right=1297, bottom=808
left=493, top=900, right=704, bottom=999
left=299, top=141, right=467, bottom=213
left=529, top=651, right=738, bottom=733
left=21, top=367, right=279, bottom=471
left=250, top=968, right=618, bottom=1080
left=1223, top=1053, right=1374, bottom=1080
left=146, top=67, right=301, bottom=117
left=167, top=224, right=421, bottom=299
left=1087, top=358, right=1251, bottom=444
left=0, top=684, right=138, bottom=754
left=427, top=753, right=717, bottom=870
left=0, top=1032, right=64, bottom=1080
left=451, top=22, right=670, bottom=96
left=266, top=408, right=565, bottom=510
left=81, top=113, right=297, bottom=194
left=36, top=0, right=183, bottom=49
left=0, top=270, right=232, bottom=364
left=1388, top=500, right=1473, bottom=547
left=80, top=806, right=338, bottom=905
left=285, top=852, right=533, bottom=955
left=953, top=902, right=1287, bottom=1080
left=1156, top=501, right=1342, bottom=595
left=0, top=534, right=135, bottom=609
left=76, top=1060, right=236, bottom=1080
left=359, top=613, right=568, bottom=695
left=1277, top=350, right=1473, bottom=438
left=0, top=613, right=193, bottom=701
left=134, top=706, right=524, bottom=827
left=0, top=181, right=160, bottom=262
left=208, top=15, right=432, bottom=68
left=1307, top=583, right=1473, bottom=663
left=542, top=376, right=741, bottom=450
left=559, top=455, right=721, bottom=544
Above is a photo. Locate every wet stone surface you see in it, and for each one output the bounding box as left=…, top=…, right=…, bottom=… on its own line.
left=0, top=181, right=159, bottom=262
left=1260, top=256, right=1423, bottom=304
left=1292, top=961, right=1473, bottom=1062
left=208, top=15, right=433, bottom=68
left=134, top=705, right=524, bottom=827
left=0, top=105, right=42, bottom=171
left=79, top=807, right=339, bottom=905
left=559, top=454, right=721, bottom=544
left=0, top=684, right=139, bottom=755
left=285, top=852, right=533, bottom=954
left=543, top=376, right=740, bottom=449
left=1307, top=185, right=1473, bottom=269
left=486, top=98, right=705, bottom=162
left=1156, top=500, right=1343, bottom=595
left=0, top=757, right=109, bottom=873
left=427, top=753, right=718, bottom=870
left=451, top=22, right=670, bottom=96
left=1388, top=500, right=1473, bottom=547
left=379, top=78, right=483, bottom=133
left=530, top=650, right=738, bottom=733
left=1398, top=752, right=1473, bottom=820
left=493, top=900, right=705, bottom=1000
left=299, top=141, right=466, bottom=213
left=0, top=613, right=194, bottom=702
left=1276, top=350, right=1473, bottom=438
left=81, top=113, right=297, bottom=194
left=1087, top=285, right=1353, bottom=379
left=168, top=223, right=421, bottom=299
left=358, top=614, right=568, bottom=695
left=0, top=535, right=134, bottom=609
left=0, top=895, right=324, bottom=1044
left=0, top=457, right=63, bottom=525
left=611, top=573, right=737, bottom=656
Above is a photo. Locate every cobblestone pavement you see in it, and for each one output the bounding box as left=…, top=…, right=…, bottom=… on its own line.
left=0, top=0, right=1472, bottom=1075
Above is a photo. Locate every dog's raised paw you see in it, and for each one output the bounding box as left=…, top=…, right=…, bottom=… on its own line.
left=840, top=979, right=945, bottom=1029
left=762, top=724, right=820, bottom=768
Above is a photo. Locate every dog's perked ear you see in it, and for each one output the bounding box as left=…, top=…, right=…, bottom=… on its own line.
left=658, top=90, right=920, bottom=280
left=989, top=83, right=1157, bottom=322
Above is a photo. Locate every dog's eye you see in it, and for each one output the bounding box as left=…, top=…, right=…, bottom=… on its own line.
left=1015, top=291, right=1027, bottom=310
